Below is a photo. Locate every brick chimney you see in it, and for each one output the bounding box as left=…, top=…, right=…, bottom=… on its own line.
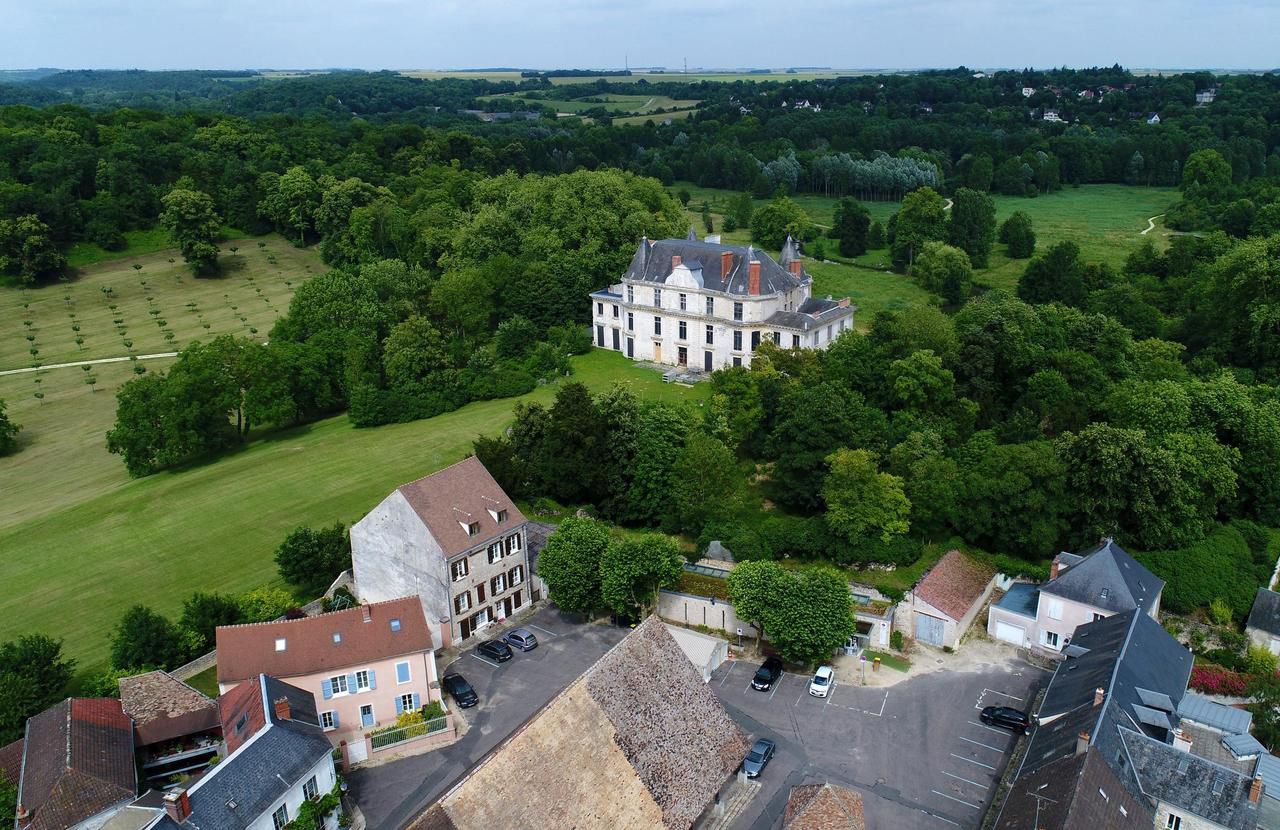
left=163, top=790, right=191, bottom=824
left=837, top=298, right=851, bottom=308
left=788, top=260, right=802, bottom=277
left=1093, top=687, right=1105, bottom=707
left=273, top=696, right=291, bottom=722
left=16, top=805, right=30, bottom=825
left=362, top=603, right=372, bottom=623
left=721, top=250, right=733, bottom=277
left=1251, top=775, right=1264, bottom=804
left=1075, top=731, right=1090, bottom=756
left=748, top=261, right=761, bottom=296
left=671, top=255, right=682, bottom=270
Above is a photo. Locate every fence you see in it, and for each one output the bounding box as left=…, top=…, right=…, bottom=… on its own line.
left=368, top=715, right=451, bottom=751
left=171, top=649, right=217, bottom=682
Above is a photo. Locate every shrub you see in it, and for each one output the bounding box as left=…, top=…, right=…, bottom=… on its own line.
left=237, top=587, right=295, bottom=623
left=890, top=630, right=905, bottom=651
left=1189, top=664, right=1248, bottom=696
left=275, top=523, right=351, bottom=595
left=1134, top=525, right=1258, bottom=619
left=1209, top=598, right=1234, bottom=626
left=1245, top=645, right=1279, bottom=677
left=467, top=367, right=536, bottom=401
left=1202, top=647, right=1244, bottom=672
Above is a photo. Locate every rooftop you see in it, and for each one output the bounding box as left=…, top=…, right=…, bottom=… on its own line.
left=1043, top=539, right=1163, bottom=614
left=912, top=549, right=996, bottom=621
left=783, top=783, right=866, bottom=830
left=994, top=583, right=1040, bottom=619
left=1120, top=727, right=1259, bottom=830
left=1247, top=588, right=1280, bottom=638
left=393, top=456, right=527, bottom=558
left=413, top=616, right=749, bottom=830
left=118, top=670, right=219, bottom=747
left=216, top=596, right=432, bottom=684
left=623, top=237, right=805, bottom=296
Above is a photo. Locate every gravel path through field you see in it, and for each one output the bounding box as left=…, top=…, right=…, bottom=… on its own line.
left=0, top=351, right=178, bottom=376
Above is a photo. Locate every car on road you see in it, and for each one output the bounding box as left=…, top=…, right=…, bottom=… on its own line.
left=980, top=705, right=1031, bottom=733
left=741, top=738, right=776, bottom=777
left=752, top=656, right=785, bottom=691
left=477, top=639, right=513, bottom=663
left=502, top=628, right=539, bottom=652
left=808, top=665, right=834, bottom=698
left=441, top=674, right=479, bottom=708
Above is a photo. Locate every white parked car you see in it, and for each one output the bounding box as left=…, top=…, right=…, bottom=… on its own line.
left=809, top=665, right=834, bottom=698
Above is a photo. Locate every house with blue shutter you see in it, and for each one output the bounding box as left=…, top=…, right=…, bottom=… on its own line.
left=216, top=597, right=439, bottom=760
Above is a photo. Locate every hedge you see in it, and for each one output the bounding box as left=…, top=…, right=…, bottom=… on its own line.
left=1133, top=524, right=1259, bottom=619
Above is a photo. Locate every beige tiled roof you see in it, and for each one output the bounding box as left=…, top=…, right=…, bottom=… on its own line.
left=913, top=549, right=996, bottom=621
left=784, top=784, right=866, bottom=830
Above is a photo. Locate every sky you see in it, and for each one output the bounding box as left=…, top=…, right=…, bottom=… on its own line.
left=3, top=0, right=1278, bottom=72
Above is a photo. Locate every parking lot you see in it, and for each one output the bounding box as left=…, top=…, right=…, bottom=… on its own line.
left=346, top=608, right=628, bottom=830
left=710, top=656, right=1047, bottom=829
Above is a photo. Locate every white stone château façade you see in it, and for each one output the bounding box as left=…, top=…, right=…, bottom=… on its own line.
left=589, top=232, right=856, bottom=372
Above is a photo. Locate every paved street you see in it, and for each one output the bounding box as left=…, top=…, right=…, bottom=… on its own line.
left=709, top=655, right=1048, bottom=829
left=346, top=607, right=627, bottom=830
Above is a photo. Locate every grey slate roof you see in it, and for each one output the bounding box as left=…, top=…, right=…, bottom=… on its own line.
left=1179, top=692, right=1253, bottom=735
left=765, top=296, right=854, bottom=332
left=1257, top=752, right=1280, bottom=800
left=623, top=237, right=805, bottom=296
left=1222, top=733, right=1266, bottom=759
left=994, top=583, right=1039, bottom=619
left=150, top=676, right=332, bottom=830
left=1042, top=539, right=1163, bottom=614
left=1120, top=727, right=1259, bottom=830
left=1247, top=588, right=1280, bottom=637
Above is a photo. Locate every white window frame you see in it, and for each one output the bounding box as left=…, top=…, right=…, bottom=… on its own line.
left=507, top=533, right=523, bottom=553
left=509, top=565, right=524, bottom=587
left=626, top=311, right=634, bottom=331
left=626, top=285, right=634, bottom=304
left=320, top=711, right=336, bottom=731
left=1042, top=631, right=1060, bottom=649
left=487, top=541, right=504, bottom=564
left=1045, top=597, right=1064, bottom=620
left=272, top=805, right=289, bottom=830
left=399, top=693, right=416, bottom=713
left=395, top=661, right=411, bottom=684
left=455, top=591, right=472, bottom=614
left=303, top=776, right=319, bottom=801
left=654, top=316, right=662, bottom=336
left=653, top=288, right=662, bottom=308
left=1166, top=814, right=1182, bottom=830
left=733, top=301, right=743, bottom=321
left=678, top=320, right=687, bottom=340
left=355, top=670, right=371, bottom=691
left=274, top=638, right=286, bottom=652
left=475, top=607, right=492, bottom=626
left=491, top=573, right=507, bottom=595
left=329, top=674, right=349, bottom=696
left=705, top=296, right=714, bottom=315
left=679, top=292, right=687, bottom=311
left=450, top=558, right=469, bottom=581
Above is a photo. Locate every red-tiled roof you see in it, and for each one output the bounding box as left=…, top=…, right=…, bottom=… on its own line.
left=119, top=671, right=219, bottom=747
left=395, top=456, right=526, bottom=558
left=18, top=699, right=136, bottom=830
left=216, top=596, right=433, bottom=684
left=913, top=549, right=996, bottom=622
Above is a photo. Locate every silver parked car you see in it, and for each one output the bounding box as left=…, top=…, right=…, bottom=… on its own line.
left=502, top=628, right=538, bottom=651
left=741, top=738, right=776, bottom=777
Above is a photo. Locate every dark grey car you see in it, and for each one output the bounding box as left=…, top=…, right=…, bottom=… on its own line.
left=741, top=738, right=776, bottom=778
left=502, top=628, right=539, bottom=651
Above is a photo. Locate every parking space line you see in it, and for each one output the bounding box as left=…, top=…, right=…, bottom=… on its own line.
left=769, top=679, right=782, bottom=700
left=958, top=735, right=1005, bottom=753
left=950, top=753, right=996, bottom=771
left=940, top=770, right=987, bottom=788
left=930, top=790, right=980, bottom=810
left=718, top=662, right=738, bottom=687
left=825, top=683, right=836, bottom=706
left=967, top=720, right=1014, bottom=736
left=470, top=654, right=500, bottom=668
left=524, top=624, right=558, bottom=638
left=795, top=684, right=809, bottom=706
left=927, top=814, right=960, bottom=827
left=983, top=688, right=1023, bottom=701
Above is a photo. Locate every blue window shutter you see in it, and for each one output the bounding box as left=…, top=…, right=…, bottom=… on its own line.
left=321, top=679, right=333, bottom=700
left=331, top=710, right=339, bottom=728
left=368, top=670, right=377, bottom=690
left=347, top=673, right=357, bottom=692
left=412, top=693, right=420, bottom=711
left=394, top=696, right=404, bottom=716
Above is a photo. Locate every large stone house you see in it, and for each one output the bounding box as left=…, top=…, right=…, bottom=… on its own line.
left=589, top=234, right=855, bottom=372
left=215, top=597, right=439, bottom=755
left=987, top=539, right=1163, bottom=655
left=351, top=457, right=533, bottom=647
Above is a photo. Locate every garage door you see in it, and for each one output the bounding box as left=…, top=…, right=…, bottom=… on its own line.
left=915, top=613, right=945, bottom=646
left=347, top=739, right=369, bottom=765
left=994, top=621, right=1025, bottom=645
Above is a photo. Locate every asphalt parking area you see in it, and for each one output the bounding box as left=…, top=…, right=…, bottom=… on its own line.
left=711, top=656, right=1047, bottom=829
left=347, top=608, right=627, bottom=830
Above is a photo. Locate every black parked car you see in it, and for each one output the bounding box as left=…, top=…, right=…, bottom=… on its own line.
left=752, top=656, right=785, bottom=691
left=477, top=639, right=513, bottom=662
left=981, top=705, right=1031, bottom=733
left=441, top=674, right=478, bottom=708
left=741, top=738, right=776, bottom=777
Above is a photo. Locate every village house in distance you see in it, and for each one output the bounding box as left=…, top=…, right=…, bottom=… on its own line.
left=590, top=233, right=855, bottom=372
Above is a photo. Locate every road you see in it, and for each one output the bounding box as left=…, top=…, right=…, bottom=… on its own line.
left=0, top=351, right=177, bottom=376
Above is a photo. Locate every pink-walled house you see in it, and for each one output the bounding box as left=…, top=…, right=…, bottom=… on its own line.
left=215, top=597, right=438, bottom=749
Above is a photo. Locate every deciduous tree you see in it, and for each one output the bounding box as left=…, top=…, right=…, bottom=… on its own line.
left=998, top=211, right=1036, bottom=258
left=890, top=187, right=947, bottom=271
left=274, top=523, right=351, bottom=595
left=537, top=517, right=611, bottom=615
left=911, top=241, right=973, bottom=305
left=110, top=606, right=186, bottom=670
left=822, top=448, right=910, bottom=544
left=159, top=188, right=221, bottom=275
left=599, top=534, right=683, bottom=617
left=947, top=188, right=996, bottom=268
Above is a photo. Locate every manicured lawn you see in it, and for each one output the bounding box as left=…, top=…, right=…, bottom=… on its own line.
left=805, top=260, right=936, bottom=325
left=864, top=650, right=911, bottom=672
left=0, top=347, right=707, bottom=673
left=186, top=666, right=220, bottom=698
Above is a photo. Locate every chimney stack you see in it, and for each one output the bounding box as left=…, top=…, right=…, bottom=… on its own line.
left=1172, top=728, right=1193, bottom=753
left=1050, top=556, right=1061, bottom=580
left=163, top=790, right=191, bottom=824
left=748, top=261, right=761, bottom=296
left=1075, top=731, right=1090, bottom=756
left=16, top=805, right=30, bottom=824
left=273, top=696, right=291, bottom=722
left=838, top=298, right=851, bottom=308
left=671, top=255, right=682, bottom=270
left=721, top=250, right=733, bottom=277
left=1251, top=775, right=1264, bottom=804
left=362, top=604, right=372, bottom=623
left=788, top=260, right=802, bottom=277
left=1093, top=687, right=1105, bottom=707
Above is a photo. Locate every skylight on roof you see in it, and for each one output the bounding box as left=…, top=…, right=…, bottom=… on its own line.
left=333, top=633, right=342, bottom=644
left=274, top=638, right=286, bottom=652
left=390, top=618, right=401, bottom=632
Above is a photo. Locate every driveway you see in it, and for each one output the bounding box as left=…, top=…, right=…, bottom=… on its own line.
left=711, top=654, right=1047, bottom=829
left=347, top=607, right=628, bottom=830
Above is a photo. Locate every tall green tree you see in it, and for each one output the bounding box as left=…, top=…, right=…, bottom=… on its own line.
left=831, top=198, right=871, bottom=257
left=0, top=399, right=19, bottom=455
left=729, top=563, right=854, bottom=666
left=751, top=194, right=814, bottom=249
left=891, top=187, right=947, bottom=271
left=110, top=606, right=187, bottom=670
left=726, top=560, right=786, bottom=648
left=599, top=535, right=684, bottom=617
left=381, top=316, right=450, bottom=388
left=178, top=593, right=243, bottom=652
left=1180, top=149, right=1233, bottom=203
left=947, top=188, right=997, bottom=268
left=536, top=517, right=612, bottom=615
left=955, top=436, right=1069, bottom=556
left=1017, top=241, right=1086, bottom=307
left=822, top=448, right=910, bottom=544
left=911, top=241, right=973, bottom=305
left=259, top=166, right=322, bottom=245
left=159, top=188, right=221, bottom=275
left=274, top=523, right=351, bottom=595
left=667, top=432, right=742, bottom=535
left=623, top=403, right=690, bottom=524
left=0, top=214, right=66, bottom=285
left=538, top=383, right=606, bottom=505
left=998, top=211, right=1036, bottom=258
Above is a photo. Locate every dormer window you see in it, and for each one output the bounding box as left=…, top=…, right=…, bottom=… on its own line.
left=275, top=638, right=287, bottom=652
left=463, top=521, right=480, bottom=536
left=390, top=618, right=401, bottom=632
left=332, top=633, right=342, bottom=644
left=487, top=507, right=508, bottom=523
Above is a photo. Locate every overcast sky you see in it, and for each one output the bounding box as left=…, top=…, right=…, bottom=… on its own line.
left=4, top=0, right=1277, bottom=72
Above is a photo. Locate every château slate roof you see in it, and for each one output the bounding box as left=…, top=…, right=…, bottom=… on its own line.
left=1042, top=539, right=1163, bottom=614
left=623, top=237, right=805, bottom=296
left=765, top=296, right=854, bottom=332
left=1119, top=727, right=1259, bottom=830
left=1246, top=588, right=1280, bottom=637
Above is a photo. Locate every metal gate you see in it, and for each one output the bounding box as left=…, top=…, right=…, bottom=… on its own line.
left=915, top=612, right=945, bottom=646
left=346, top=739, right=369, bottom=765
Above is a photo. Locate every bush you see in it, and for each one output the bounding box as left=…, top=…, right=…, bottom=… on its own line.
left=110, top=606, right=189, bottom=670
left=1202, top=647, right=1244, bottom=672
left=1245, top=645, right=1279, bottom=677
left=275, top=523, right=351, bottom=596
left=1133, top=525, right=1259, bottom=619
left=237, top=587, right=295, bottom=623
left=1209, top=598, right=1234, bottom=626
left=467, top=366, right=536, bottom=401
left=1189, top=664, right=1248, bottom=696
left=348, top=374, right=471, bottom=427
left=546, top=323, right=593, bottom=356
left=832, top=535, right=923, bottom=567
left=890, top=630, right=905, bottom=651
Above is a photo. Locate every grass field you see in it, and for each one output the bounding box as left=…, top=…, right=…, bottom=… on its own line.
left=478, top=91, right=699, bottom=116
left=0, top=345, right=707, bottom=673
left=400, top=70, right=873, bottom=85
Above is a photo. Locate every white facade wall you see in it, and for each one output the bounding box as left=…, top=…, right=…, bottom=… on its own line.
left=244, top=754, right=338, bottom=830
left=1154, top=800, right=1233, bottom=830
left=1247, top=626, right=1280, bottom=656
left=657, top=590, right=753, bottom=638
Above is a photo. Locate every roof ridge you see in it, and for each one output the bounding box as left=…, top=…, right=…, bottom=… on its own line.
left=395, top=455, right=481, bottom=490
left=216, top=596, right=417, bottom=630
left=1117, top=724, right=1254, bottom=780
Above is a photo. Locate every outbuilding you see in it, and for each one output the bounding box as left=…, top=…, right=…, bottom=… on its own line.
left=898, top=550, right=996, bottom=649
left=663, top=623, right=729, bottom=683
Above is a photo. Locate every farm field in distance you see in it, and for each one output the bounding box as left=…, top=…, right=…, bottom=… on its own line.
left=0, top=342, right=706, bottom=674
left=400, top=69, right=876, bottom=84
